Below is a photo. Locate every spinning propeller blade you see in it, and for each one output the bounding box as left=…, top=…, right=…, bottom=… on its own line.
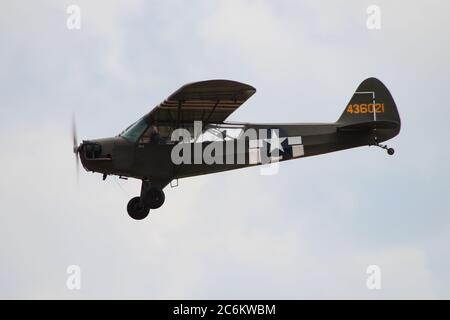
left=72, top=115, right=80, bottom=181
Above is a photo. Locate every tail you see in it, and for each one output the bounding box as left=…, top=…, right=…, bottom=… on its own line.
left=337, top=78, right=401, bottom=143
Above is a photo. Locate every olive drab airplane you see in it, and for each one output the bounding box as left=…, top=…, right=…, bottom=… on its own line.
left=72, top=78, right=400, bottom=220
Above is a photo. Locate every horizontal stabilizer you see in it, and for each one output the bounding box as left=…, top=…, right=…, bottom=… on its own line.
left=338, top=120, right=399, bottom=132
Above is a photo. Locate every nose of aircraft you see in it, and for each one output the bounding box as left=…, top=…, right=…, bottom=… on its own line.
left=78, top=137, right=117, bottom=174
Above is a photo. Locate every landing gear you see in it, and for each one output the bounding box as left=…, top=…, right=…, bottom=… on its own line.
left=127, top=197, right=150, bottom=220
left=374, top=142, right=395, bottom=155
left=126, top=181, right=166, bottom=220
left=142, top=187, right=165, bottom=209
left=371, top=130, right=395, bottom=156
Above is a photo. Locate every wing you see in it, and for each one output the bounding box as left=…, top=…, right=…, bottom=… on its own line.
left=147, top=80, right=256, bottom=127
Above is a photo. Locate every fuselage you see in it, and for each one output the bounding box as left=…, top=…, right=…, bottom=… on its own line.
left=79, top=121, right=399, bottom=185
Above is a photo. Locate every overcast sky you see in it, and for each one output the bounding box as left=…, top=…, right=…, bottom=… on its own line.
left=1, top=0, right=449, bottom=299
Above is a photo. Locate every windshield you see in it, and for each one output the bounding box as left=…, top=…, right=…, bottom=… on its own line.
left=119, top=117, right=149, bottom=142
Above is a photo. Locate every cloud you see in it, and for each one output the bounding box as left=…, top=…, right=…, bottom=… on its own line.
left=198, top=0, right=298, bottom=78
left=354, top=246, right=436, bottom=299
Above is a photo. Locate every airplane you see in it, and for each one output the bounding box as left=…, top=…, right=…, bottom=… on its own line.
left=72, top=77, right=400, bottom=220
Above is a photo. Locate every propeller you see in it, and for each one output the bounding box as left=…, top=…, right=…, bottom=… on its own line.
left=72, top=115, right=80, bottom=180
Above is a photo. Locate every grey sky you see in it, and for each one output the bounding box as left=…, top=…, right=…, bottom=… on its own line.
left=0, top=0, right=449, bottom=299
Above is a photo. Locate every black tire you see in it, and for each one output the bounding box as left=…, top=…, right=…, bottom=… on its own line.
left=387, top=148, right=395, bottom=155
left=127, top=197, right=150, bottom=220
left=143, top=188, right=165, bottom=209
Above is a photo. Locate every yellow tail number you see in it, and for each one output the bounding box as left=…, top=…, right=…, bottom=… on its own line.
left=347, top=103, right=384, bottom=114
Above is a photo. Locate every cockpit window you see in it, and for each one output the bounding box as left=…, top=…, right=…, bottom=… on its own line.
left=194, top=124, right=244, bottom=142
left=119, top=117, right=149, bottom=142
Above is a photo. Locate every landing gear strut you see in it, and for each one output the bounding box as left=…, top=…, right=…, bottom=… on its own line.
left=371, top=130, right=395, bottom=156
left=126, top=181, right=165, bottom=220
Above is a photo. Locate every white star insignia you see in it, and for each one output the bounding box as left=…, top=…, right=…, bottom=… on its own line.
left=265, top=130, right=286, bottom=154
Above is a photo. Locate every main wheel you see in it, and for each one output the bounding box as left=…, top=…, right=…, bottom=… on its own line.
left=387, top=148, right=395, bottom=155
left=127, top=197, right=150, bottom=220
left=142, top=187, right=165, bottom=209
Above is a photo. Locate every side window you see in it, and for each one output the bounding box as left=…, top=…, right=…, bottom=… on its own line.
left=139, top=124, right=160, bottom=144
left=139, top=124, right=175, bottom=145
left=140, top=125, right=155, bottom=144
left=195, top=125, right=244, bottom=142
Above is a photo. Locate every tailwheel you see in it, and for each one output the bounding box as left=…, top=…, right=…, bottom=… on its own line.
left=127, top=197, right=150, bottom=220
left=376, top=143, right=395, bottom=156
left=373, top=143, right=395, bottom=156
left=370, top=133, right=395, bottom=156
left=142, top=187, right=165, bottom=209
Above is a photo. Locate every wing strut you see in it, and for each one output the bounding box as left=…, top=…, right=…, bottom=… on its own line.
left=204, top=100, right=220, bottom=124
left=176, top=101, right=182, bottom=128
